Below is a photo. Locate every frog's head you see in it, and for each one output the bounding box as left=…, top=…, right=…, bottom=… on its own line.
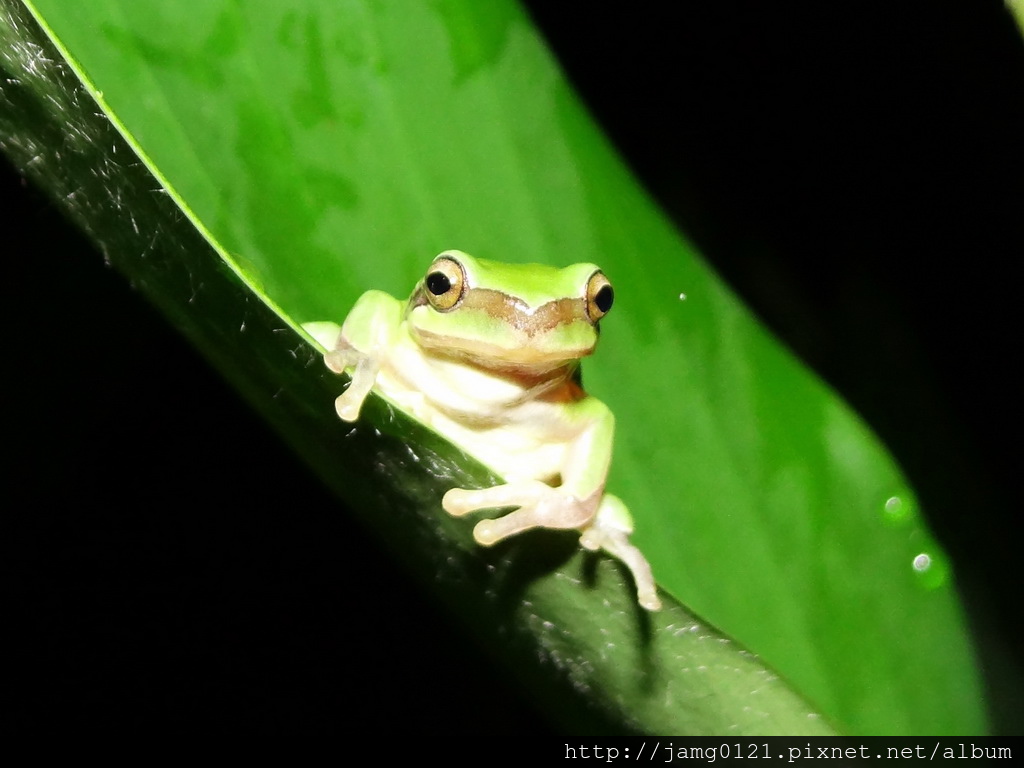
left=406, top=250, right=614, bottom=373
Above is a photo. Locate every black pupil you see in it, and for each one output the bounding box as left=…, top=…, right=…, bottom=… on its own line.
left=426, top=272, right=451, bottom=295
left=595, top=285, right=614, bottom=313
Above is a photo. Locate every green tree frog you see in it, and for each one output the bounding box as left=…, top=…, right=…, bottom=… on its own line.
left=323, top=250, right=660, bottom=610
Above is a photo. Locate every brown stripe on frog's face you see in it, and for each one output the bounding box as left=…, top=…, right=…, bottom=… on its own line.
left=445, top=287, right=591, bottom=335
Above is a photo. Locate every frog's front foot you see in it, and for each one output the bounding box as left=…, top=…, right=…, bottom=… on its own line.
left=442, top=481, right=596, bottom=546
left=325, top=342, right=381, bottom=422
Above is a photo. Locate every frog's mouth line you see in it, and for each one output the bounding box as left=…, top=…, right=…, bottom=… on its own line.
left=412, top=327, right=592, bottom=375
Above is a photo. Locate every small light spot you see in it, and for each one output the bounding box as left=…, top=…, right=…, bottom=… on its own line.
left=882, top=494, right=912, bottom=525
left=911, top=549, right=949, bottom=589
left=678, top=292, right=687, bottom=301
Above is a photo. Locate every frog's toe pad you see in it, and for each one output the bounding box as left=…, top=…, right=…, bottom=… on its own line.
left=639, top=591, right=662, bottom=611
left=579, top=527, right=602, bottom=551
left=334, top=393, right=362, bottom=422
left=442, top=488, right=476, bottom=517
left=472, top=519, right=501, bottom=546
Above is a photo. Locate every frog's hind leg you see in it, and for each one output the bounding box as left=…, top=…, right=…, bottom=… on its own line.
left=580, top=494, right=662, bottom=611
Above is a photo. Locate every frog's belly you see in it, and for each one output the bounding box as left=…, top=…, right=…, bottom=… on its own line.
left=378, top=370, right=573, bottom=483
left=437, top=419, right=568, bottom=483
left=375, top=355, right=573, bottom=483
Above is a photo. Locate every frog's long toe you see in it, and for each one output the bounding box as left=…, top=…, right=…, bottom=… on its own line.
left=441, top=488, right=477, bottom=517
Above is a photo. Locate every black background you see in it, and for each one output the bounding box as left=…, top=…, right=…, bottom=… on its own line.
left=6, top=1, right=1022, bottom=735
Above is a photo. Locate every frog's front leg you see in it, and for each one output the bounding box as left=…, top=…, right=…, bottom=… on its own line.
left=443, top=398, right=662, bottom=611
left=441, top=398, right=613, bottom=543
left=324, top=290, right=403, bottom=422
left=444, top=481, right=661, bottom=611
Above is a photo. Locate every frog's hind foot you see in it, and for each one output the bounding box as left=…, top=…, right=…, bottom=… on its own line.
left=580, top=496, right=661, bottom=611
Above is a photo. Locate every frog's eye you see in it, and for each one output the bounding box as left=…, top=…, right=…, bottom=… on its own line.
left=585, top=271, right=614, bottom=322
left=424, top=255, right=466, bottom=311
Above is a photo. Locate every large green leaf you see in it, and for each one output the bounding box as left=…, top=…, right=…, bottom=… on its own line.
left=2, top=0, right=986, bottom=734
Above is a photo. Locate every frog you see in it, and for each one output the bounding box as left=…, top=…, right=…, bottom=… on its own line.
left=319, top=249, right=661, bottom=611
